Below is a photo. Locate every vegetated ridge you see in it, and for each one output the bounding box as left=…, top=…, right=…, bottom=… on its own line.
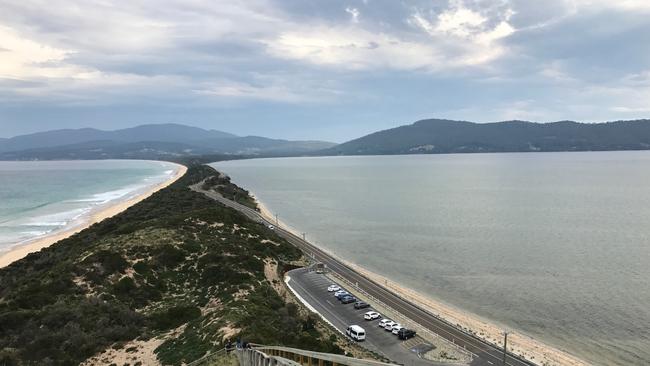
left=0, top=163, right=343, bottom=365
left=321, top=119, right=650, bottom=155
left=0, top=123, right=335, bottom=160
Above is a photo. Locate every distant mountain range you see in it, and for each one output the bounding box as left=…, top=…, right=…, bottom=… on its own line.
left=4, top=119, right=650, bottom=161
left=321, top=119, right=650, bottom=155
left=0, top=124, right=335, bottom=160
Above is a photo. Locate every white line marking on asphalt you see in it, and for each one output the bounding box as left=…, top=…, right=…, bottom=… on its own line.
left=285, top=275, right=343, bottom=335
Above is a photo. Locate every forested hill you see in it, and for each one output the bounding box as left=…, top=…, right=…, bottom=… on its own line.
left=0, top=124, right=335, bottom=160
left=320, top=119, right=650, bottom=155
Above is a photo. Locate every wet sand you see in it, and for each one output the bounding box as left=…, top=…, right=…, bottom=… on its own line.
left=0, top=163, right=187, bottom=268
left=253, top=194, right=588, bottom=366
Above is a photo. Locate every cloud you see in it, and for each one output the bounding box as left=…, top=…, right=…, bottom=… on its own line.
left=0, top=0, right=649, bottom=139
left=193, top=76, right=344, bottom=104
left=345, top=7, right=360, bottom=23
left=573, top=0, right=650, bottom=11
left=434, top=5, right=488, bottom=37
left=408, top=3, right=515, bottom=67
left=265, top=26, right=444, bottom=71
left=266, top=1, right=517, bottom=72
left=0, top=25, right=86, bottom=80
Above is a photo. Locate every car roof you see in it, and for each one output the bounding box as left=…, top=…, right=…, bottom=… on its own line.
left=349, top=325, right=365, bottom=332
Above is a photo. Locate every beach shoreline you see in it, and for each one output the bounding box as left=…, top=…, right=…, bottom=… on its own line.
left=251, top=193, right=588, bottom=366
left=0, top=162, right=187, bottom=268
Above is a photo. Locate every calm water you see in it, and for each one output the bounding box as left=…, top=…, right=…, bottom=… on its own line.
left=212, top=152, right=650, bottom=366
left=0, top=160, right=178, bottom=253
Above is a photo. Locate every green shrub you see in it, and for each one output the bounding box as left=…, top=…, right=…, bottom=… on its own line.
left=150, top=305, right=201, bottom=331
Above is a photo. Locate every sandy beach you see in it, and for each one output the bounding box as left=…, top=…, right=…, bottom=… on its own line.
left=253, top=194, right=589, bottom=366
left=0, top=163, right=187, bottom=268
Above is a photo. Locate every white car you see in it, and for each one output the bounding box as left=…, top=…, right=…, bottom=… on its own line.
left=391, top=326, right=404, bottom=335
left=364, top=311, right=381, bottom=320
left=334, top=290, right=349, bottom=297
left=268, top=225, right=275, bottom=230
left=384, top=321, right=397, bottom=331
left=327, top=284, right=341, bottom=292
left=378, top=319, right=392, bottom=328
left=346, top=325, right=366, bottom=341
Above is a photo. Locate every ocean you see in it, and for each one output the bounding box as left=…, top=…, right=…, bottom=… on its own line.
left=212, top=152, right=650, bottom=366
left=0, top=160, right=178, bottom=254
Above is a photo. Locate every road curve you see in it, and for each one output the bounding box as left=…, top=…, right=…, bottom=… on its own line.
left=191, top=184, right=535, bottom=366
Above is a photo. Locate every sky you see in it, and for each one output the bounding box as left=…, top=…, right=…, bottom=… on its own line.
left=1, top=0, right=650, bottom=142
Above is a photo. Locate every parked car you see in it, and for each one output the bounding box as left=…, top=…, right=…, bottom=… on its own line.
left=341, top=295, right=357, bottom=304
left=364, top=311, right=381, bottom=320
left=346, top=325, right=366, bottom=341
left=397, top=328, right=417, bottom=340
left=391, top=326, right=404, bottom=335
left=353, top=301, right=370, bottom=309
left=383, top=321, right=397, bottom=331
left=334, top=290, right=347, bottom=297
left=327, top=284, right=341, bottom=292
left=378, top=319, right=392, bottom=328
left=335, top=291, right=350, bottom=300
left=268, top=225, right=275, bottom=230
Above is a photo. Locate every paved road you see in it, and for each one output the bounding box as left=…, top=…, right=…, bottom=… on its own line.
left=192, top=185, right=534, bottom=366
left=287, top=267, right=443, bottom=366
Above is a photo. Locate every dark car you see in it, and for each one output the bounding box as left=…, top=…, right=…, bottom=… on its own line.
left=397, top=328, right=416, bottom=340
left=353, top=301, right=370, bottom=309
left=340, top=295, right=357, bottom=304
left=335, top=292, right=350, bottom=300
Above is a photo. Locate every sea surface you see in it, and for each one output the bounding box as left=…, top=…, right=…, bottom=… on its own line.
left=212, top=152, right=650, bottom=366
left=0, top=160, right=178, bottom=254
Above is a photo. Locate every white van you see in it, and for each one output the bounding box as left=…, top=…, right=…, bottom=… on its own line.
left=346, top=325, right=366, bottom=341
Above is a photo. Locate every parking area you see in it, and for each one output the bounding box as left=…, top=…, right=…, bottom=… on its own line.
left=286, top=268, right=452, bottom=366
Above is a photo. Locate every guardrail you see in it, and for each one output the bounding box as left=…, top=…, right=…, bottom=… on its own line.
left=244, top=345, right=398, bottom=366
left=188, top=344, right=399, bottom=366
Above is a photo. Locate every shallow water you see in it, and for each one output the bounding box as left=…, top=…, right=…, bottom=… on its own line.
left=212, top=152, right=650, bottom=366
left=0, top=160, right=177, bottom=253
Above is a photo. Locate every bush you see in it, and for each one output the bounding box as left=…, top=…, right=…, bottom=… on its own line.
left=150, top=305, right=201, bottom=331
